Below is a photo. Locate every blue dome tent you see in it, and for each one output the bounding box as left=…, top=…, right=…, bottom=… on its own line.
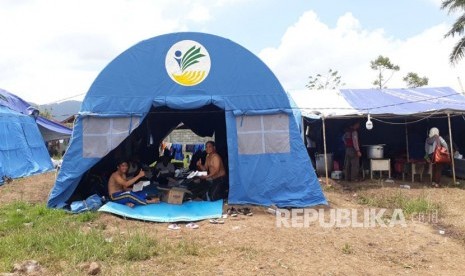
left=47, top=32, right=327, bottom=208
left=0, top=89, right=54, bottom=183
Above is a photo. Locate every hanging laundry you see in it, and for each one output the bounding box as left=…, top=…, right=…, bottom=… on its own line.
left=170, top=143, right=184, bottom=161
left=185, top=144, right=195, bottom=153
left=193, top=144, right=205, bottom=153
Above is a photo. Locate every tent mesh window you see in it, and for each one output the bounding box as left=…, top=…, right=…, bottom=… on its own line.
left=236, top=114, right=290, bottom=155
left=82, top=116, right=140, bottom=158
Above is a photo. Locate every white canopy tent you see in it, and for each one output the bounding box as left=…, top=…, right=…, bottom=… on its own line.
left=288, top=89, right=362, bottom=185
left=289, top=87, right=465, bottom=185
left=288, top=89, right=361, bottom=119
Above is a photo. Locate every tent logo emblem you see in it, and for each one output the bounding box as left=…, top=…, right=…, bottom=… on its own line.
left=165, top=40, right=211, bottom=86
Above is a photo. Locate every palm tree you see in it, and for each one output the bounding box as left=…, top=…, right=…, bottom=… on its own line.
left=442, top=0, right=465, bottom=63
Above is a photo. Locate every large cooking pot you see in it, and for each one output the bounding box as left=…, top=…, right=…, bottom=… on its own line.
left=315, top=153, right=333, bottom=175
left=363, top=144, right=385, bottom=159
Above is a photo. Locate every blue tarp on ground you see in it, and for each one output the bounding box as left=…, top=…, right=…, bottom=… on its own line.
left=99, top=200, right=223, bottom=222
left=0, top=105, right=53, bottom=182
left=47, top=32, right=327, bottom=209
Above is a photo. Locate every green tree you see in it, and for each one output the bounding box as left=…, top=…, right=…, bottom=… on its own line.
left=306, top=68, right=345, bottom=90
left=38, top=107, right=53, bottom=119
left=403, top=72, right=429, bottom=88
left=370, top=55, right=400, bottom=89
left=442, top=0, right=465, bottom=63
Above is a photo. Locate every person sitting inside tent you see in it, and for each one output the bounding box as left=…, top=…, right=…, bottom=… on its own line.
left=189, top=149, right=207, bottom=171
left=189, top=141, right=227, bottom=201
left=108, top=160, right=159, bottom=207
left=126, top=155, right=142, bottom=178
left=155, top=149, right=176, bottom=186
left=127, top=155, right=154, bottom=180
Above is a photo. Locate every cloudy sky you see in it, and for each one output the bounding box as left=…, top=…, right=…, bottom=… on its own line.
left=1, top=0, right=464, bottom=104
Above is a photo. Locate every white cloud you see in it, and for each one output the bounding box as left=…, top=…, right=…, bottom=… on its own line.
left=259, top=11, right=465, bottom=92
left=427, top=0, right=443, bottom=7
left=2, top=1, right=464, bottom=106
left=0, top=0, right=219, bottom=104
left=187, top=5, right=212, bottom=23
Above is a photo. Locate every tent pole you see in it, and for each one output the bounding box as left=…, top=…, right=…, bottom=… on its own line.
left=458, top=76, right=465, bottom=94
left=405, top=121, right=410, bottom=162
left=301, top=116, right=305, bottom=142
left=322, top=116, right=329, bottom=186
left=447, top=113, right=456, bottom=184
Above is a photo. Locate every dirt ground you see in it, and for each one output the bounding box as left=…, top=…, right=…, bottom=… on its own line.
left=2, top=172, right=465, bottom=275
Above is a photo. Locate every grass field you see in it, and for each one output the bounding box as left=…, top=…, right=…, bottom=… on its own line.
left=2, top=172, right=465, bottom=275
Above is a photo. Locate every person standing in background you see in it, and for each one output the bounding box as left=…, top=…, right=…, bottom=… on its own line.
left=425, top=127, right=448, bottom=187
left=305, top=126, right=317, bottom=168
left=343, top=122, right=362, bottom=182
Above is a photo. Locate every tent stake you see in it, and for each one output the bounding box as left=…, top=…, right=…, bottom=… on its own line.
left=447, top=113, right=456, bottom=184
left=322, top=116, right=329, bottom=186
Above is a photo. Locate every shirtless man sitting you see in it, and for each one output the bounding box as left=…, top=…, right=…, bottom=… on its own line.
left=196, top=141, right=226, bottom=180
left=108, top=160, right=159, bottom=207
left=191, top=141, right=227, bottom=201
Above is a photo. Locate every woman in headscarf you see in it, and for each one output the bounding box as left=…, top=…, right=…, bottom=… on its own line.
left=425, top=127, right=448, bottom=187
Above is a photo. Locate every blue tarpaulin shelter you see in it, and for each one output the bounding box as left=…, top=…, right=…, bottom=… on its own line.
left=0, top=88, right=72, bottom=141
left=289, top=87, right=465, bottom=182
left=0, top=90, right=54, bottom=183
left=289, top=87, right=465, bottom=119
left=36, top=116, right=73, bottom=141
left=341, top=87, right=465, bottom=116
left=47, top=32, right=327, bottom=208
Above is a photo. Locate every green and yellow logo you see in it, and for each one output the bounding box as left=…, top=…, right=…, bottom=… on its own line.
left=165, top=40, right=211, bottom=86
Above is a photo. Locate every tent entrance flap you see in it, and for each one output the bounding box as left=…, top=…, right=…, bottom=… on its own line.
left=67, top=104, right=228, bottom=204
left=138, top=104, right=228, bottom=166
